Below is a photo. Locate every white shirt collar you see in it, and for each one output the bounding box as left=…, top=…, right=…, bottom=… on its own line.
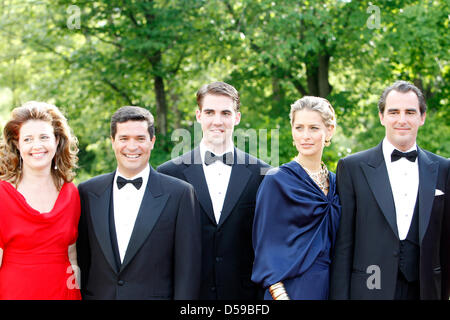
left=199, top=140, right=234, bottom=165
left=114, top=164, right=150, bottom=189
left=382, top=137, right=417, bottom=165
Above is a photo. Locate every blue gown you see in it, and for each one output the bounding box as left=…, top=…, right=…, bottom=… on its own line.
left=251, top=160, right=341, bottom=300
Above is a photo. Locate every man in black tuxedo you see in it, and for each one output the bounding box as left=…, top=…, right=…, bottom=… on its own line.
left=330, top=81, right=449, bottom=300
left=157, top=81, right=270, bottom=299
left=77, top=106, right=201, bottom=299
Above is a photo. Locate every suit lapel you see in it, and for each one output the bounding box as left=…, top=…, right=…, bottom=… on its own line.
left=183, top=148, right=216, bottom=225
left=417, top=148, right=438, bottom=245
left=120, top=167, right=169, bottom=272
left=218, top=149, right=252, bottom=228
left=86, top=172, right=118, bottom=273
left=360, top=143, right=399, bottom=239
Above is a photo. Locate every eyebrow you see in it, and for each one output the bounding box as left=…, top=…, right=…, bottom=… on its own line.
left=203, top=108, right=233, bottom=113
left=22, top=133, right=50, bottom=137
left=293, top=122, right=322, bottom=126
left=117, top=134, right=147, bottom=138
left=386, top=107, right=418, bottom=112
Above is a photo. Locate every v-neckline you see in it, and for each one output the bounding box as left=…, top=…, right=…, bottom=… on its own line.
left=292, top=160, right=331, bottom=199
left=3, top=181, right=66, bottom=217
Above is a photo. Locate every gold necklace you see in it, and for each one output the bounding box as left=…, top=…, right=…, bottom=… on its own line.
left=295, top=157, right=329, bottom=192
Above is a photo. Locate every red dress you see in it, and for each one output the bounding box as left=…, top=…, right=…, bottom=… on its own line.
left=0, top=180, right=81, bottom=300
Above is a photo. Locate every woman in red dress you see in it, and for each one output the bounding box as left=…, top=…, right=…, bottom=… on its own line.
left=0, top=101, right=81, bottom=300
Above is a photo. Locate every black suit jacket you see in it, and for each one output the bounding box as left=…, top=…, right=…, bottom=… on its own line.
left=330, top=142, right=450, bottom=300
left=77, top=167, right=201, bottom=300
left=157, top=147, right=270, bottom=299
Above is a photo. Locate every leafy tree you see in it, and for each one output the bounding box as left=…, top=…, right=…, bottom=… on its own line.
left=0, top=0, right=447, bottom=180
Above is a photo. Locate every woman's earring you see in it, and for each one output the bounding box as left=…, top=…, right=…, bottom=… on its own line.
left=325, top=138, right=331, bottom=147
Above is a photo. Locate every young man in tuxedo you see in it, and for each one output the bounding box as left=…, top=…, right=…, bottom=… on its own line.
left=77, top=106, right=201, bottom=299
left=157, top=81, right=270, bottom=299
left=330, top=80, right=450, bottom=300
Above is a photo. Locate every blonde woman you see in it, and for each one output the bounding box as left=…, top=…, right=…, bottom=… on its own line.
left=252, top=96, right=341, bottom=300
left=0, top=101, right=80, bottom=299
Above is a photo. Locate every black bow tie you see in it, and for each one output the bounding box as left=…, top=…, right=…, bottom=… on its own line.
left=117, top=176, right=143, bottom=190
left=204, top=151, right=233, bottom=166
left=391, top=149, right=418, bottom=162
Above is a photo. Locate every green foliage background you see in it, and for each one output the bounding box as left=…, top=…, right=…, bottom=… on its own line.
left=0, top=0, right=448, bottom=184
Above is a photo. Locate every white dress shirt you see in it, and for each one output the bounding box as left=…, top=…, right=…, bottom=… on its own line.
left=113, top=164, right=150, bottom=262
left=382, top=138, right=419, bottom=240
left=199, top=141, right=234, bottom=224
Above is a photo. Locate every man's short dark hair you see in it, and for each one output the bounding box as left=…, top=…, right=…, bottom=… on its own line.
left=378, top=80, right=427, bottom=115
left=196, top=81, right=240, bottom=112
left=110, top=106, right=155, bottom=139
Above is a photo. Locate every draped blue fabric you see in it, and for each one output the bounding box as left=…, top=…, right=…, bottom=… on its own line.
left=251, top=161, right=341, bottom=300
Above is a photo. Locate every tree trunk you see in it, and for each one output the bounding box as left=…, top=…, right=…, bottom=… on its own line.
left=271, top=71, right=286, bottom=116
left=272, top=76, right=284, bottom=104
left=170, top=91, right=181, bottom=130
left=318, top=53, right=331, bottom=97
left=154, top=74, right=167, bottom=135
left=306, top=53, right=319, bottom=97
left=305, top=52, right=331, bottom=98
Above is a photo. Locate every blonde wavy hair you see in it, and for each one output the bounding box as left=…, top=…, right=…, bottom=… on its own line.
left=289, top=96, right=336, bottom=128
left=0, top=101, right=79, bottom=190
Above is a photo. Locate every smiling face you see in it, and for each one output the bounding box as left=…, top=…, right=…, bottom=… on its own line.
left=379, top=90, right=426, bottom=151
left=292, top=109, right=334, bottom=160
left=111, top=120, right=155, bottom=178
left=196, top=94, right=241, bottom=154
left=17, top=120, right=59, bottom=173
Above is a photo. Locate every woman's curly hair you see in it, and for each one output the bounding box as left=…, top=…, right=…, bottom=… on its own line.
left=0, top=101, right=79, bottom=190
